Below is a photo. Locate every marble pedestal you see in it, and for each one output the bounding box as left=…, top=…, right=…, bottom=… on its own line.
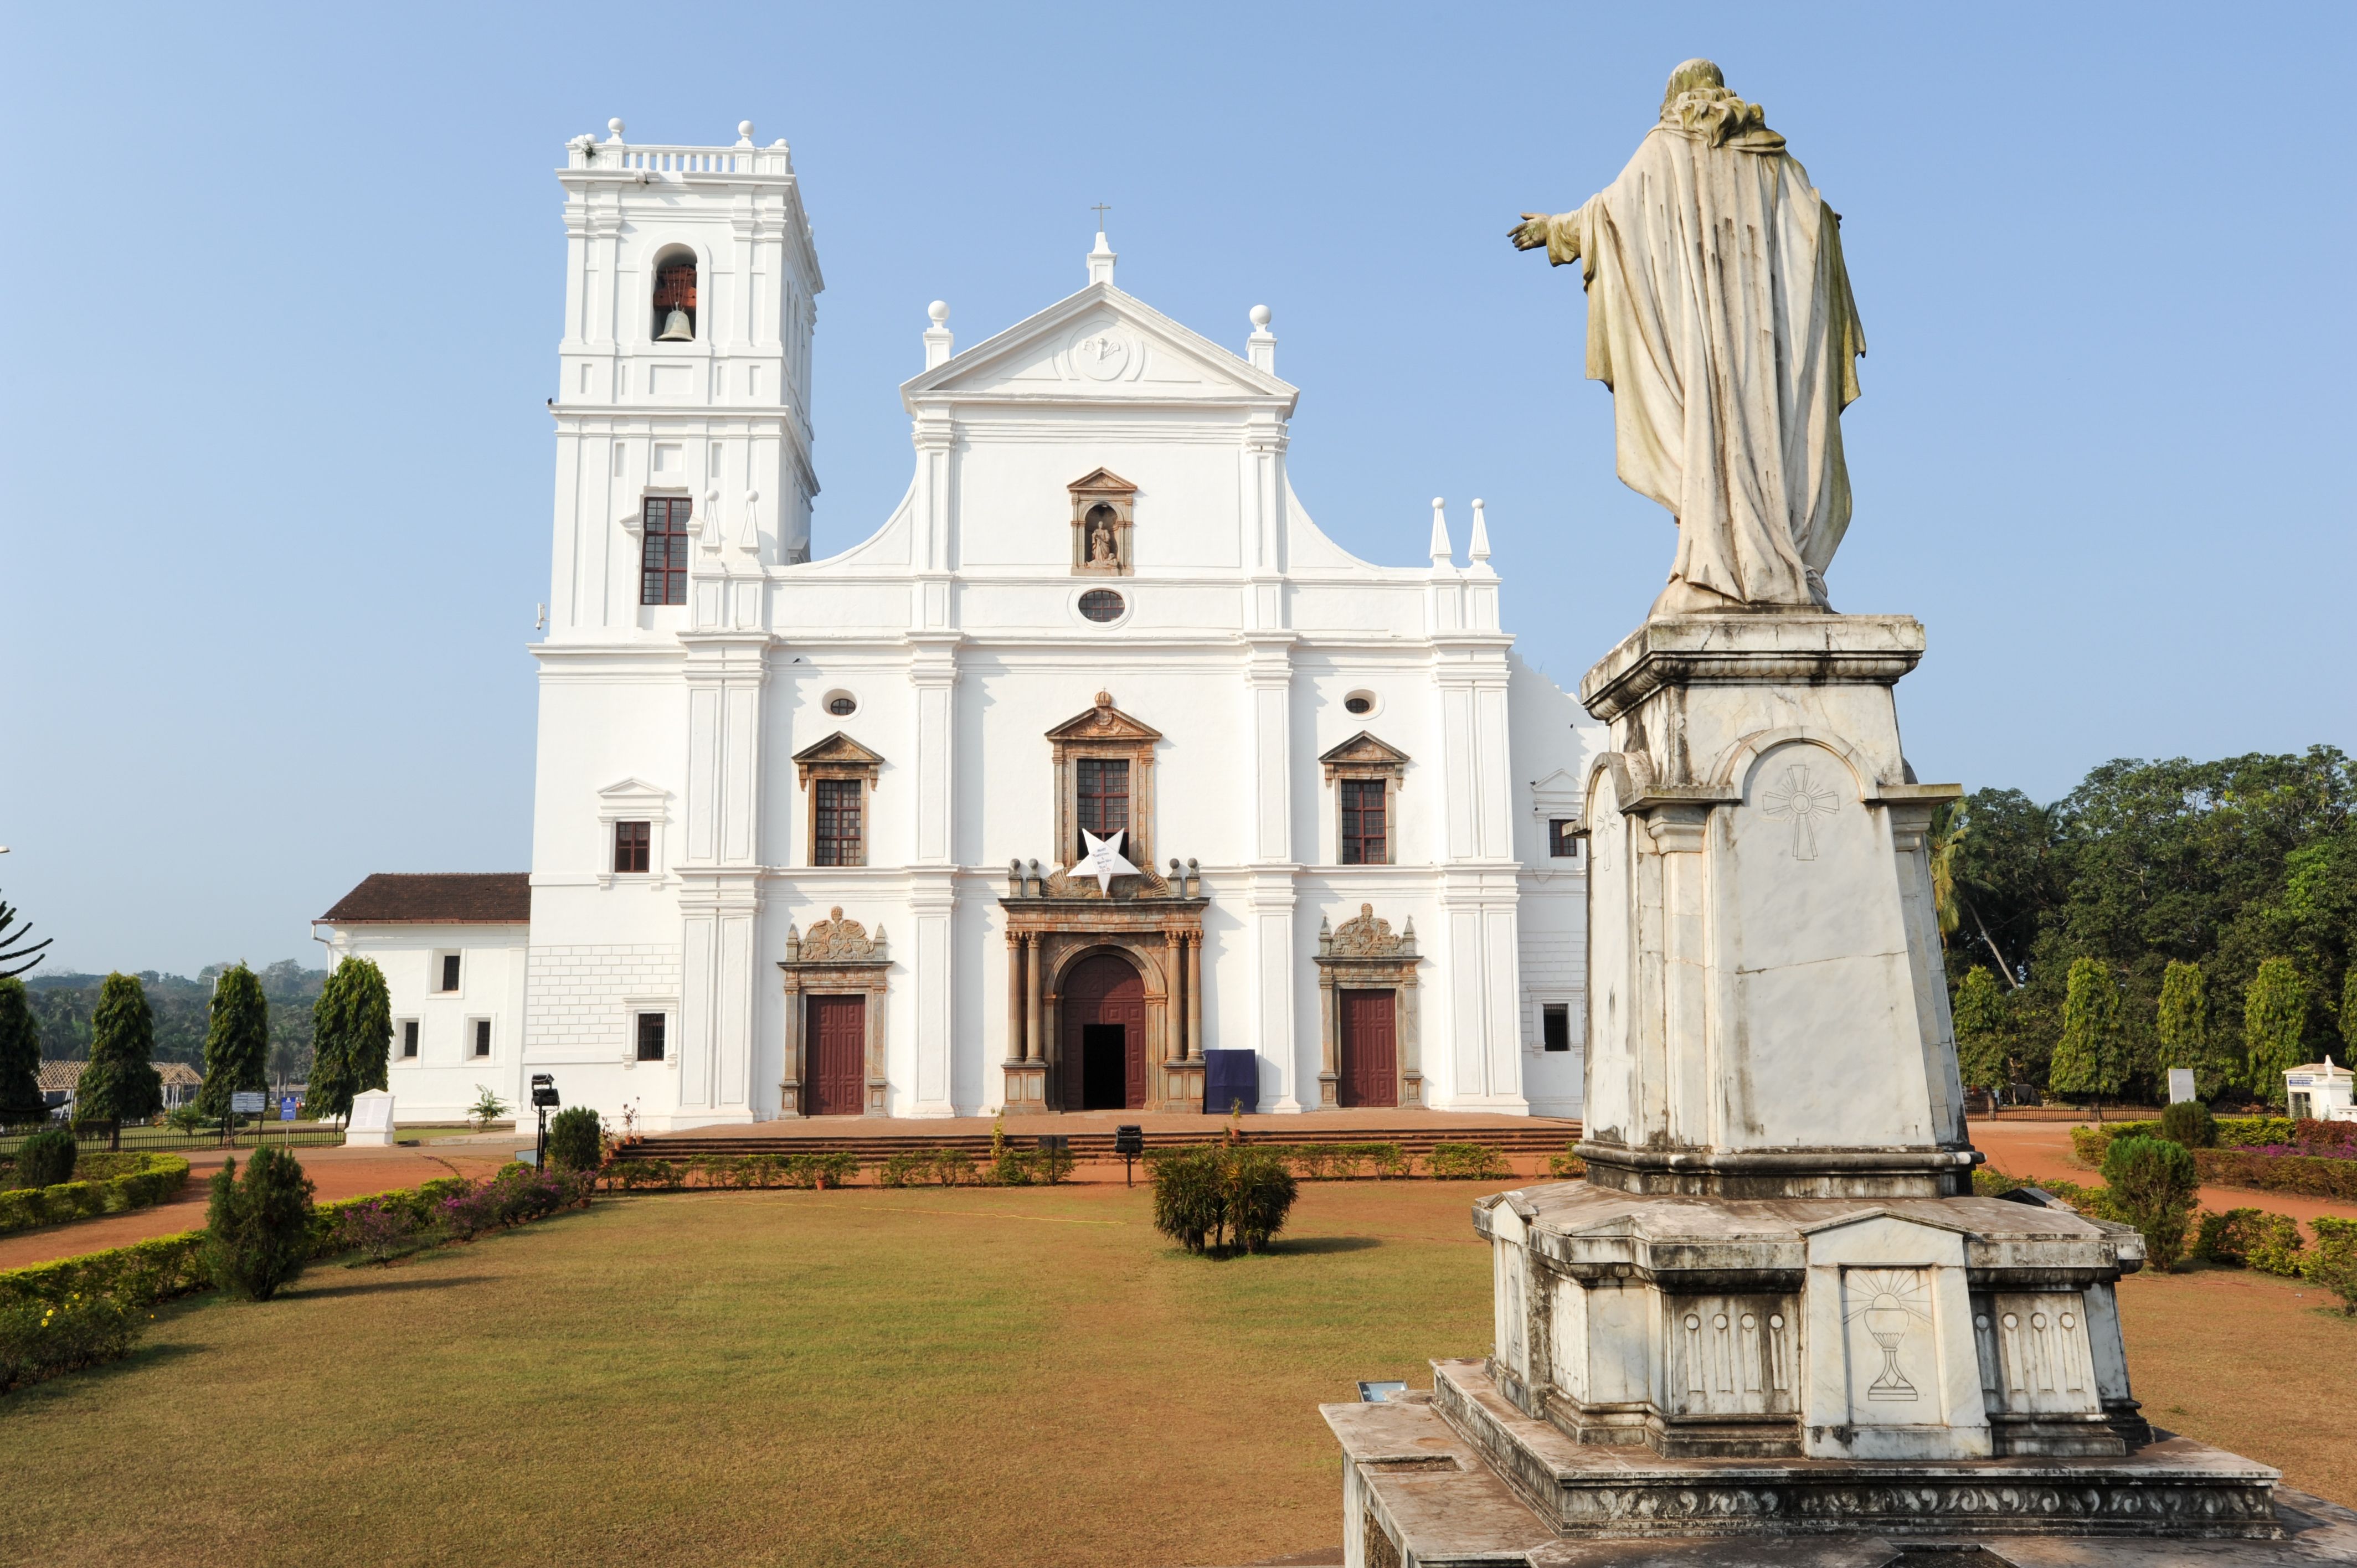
left=1320, top=614, right=2331, bottom=1562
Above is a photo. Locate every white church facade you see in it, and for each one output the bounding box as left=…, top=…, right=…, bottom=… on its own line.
left=316, top=121, right=1599, bottom=1130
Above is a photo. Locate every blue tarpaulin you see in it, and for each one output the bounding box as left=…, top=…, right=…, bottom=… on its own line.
left=1202, top=1049, right=1258, bottom=1116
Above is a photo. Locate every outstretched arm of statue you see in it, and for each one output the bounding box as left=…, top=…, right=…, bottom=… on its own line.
left=1509, top=209, right=1583, bottom=265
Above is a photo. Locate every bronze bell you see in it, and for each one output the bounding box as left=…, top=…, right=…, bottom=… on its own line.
left=657, top=306, right=693, bottom=342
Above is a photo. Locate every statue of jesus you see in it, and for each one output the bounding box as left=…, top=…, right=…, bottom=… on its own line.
left=1512, top=60, right=1866, bottom=618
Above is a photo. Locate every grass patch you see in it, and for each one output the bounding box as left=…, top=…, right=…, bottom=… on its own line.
left=0, top=1180, right=2346, bottom=1567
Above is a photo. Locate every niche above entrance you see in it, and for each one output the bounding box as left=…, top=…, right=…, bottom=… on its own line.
left=1068, top=467, right=1136, bottom=576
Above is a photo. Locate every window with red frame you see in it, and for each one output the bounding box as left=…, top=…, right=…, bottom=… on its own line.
left=614, top=820, right=651, bottom=874
left=814, top=778, right=864, bottom=867
left=1340, top=778, right=1388, bottom=865
left=1075, top=758, right=1129, bottom=856
left=641, top=497, right=689, bottom=606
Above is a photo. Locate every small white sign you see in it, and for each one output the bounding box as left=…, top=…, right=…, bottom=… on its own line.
left=346, top=1090, right=397, bottom=1144
left=2166, top=1069, right=2197, bottom=1105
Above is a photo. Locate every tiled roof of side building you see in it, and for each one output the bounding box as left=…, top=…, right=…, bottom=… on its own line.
left=318, top=873, right=532, bottom=925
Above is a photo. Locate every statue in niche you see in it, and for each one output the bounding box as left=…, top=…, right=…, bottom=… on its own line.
left=1086, top=504, right=1119, bottom=567
left=1511, top=59, right=1865, bottom=618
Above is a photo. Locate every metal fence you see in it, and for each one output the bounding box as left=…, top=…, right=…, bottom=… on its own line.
left=0, top=1120, right=349, bottom=1157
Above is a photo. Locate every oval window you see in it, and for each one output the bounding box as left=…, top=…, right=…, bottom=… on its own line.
left=1345, top=695, right=1372, bottom=716
left=826, top=694, right=857, bottom=716
left=1078, top=589, right=1125, bottom=623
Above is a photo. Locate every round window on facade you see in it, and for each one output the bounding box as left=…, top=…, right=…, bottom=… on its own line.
left=1078, top=589, right=1126, bottom=624
left=825, top=692, right=858, bottom=717
left=1344, top=690, right=1379, bottom=717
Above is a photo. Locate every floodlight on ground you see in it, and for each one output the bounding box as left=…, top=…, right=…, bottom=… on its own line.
left=1114, top=1124, right=1143, bottom=1187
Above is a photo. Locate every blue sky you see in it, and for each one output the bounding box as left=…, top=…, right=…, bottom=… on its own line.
left=2, top=2, right=2349, bottom=976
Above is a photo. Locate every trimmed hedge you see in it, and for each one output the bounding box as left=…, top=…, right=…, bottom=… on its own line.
left=2071, top=1117, right=2297, bottom=1167
left=2193, top=1148, right=2357, bottom=1202
left=599, top=1152, right=862, bottom=1192
left=1427, top=1142, right=1512, bottom=1181
left=0, top=1153, right=191, bottom=1236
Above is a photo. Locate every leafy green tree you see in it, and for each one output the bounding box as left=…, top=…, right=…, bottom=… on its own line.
left=0, top=977, right=45, bottom=1125
left=195, top=963, right=270, bottom=1120
left=1951, top=967, right=2010, bottom=1092
left=2049, top=958, right=2125, bottom=1115
left=308, top=957, right=390, bottom=1122
left=2155, top=960, right=2238, bottom=1101
left=2344, top=967, right=2357, bottom=1055
left=78, top=973, right=163, bottom=1148
left=2243, top=958, right=2309, bottom=1109
left=1930, top=790, right=2063, bottom=987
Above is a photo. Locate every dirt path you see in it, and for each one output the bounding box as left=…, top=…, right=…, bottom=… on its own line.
left=1969, top=1117, right=2357, bottom=1225
left=0, top=1144, right=514, bottom=1272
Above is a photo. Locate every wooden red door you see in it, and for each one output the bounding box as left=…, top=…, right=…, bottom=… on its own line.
left=808, top=994, right=867, bottom=1116
left=1338, top=989, right=1398, bottom=1108
left=1063, top=955, right=1148, bottom=1111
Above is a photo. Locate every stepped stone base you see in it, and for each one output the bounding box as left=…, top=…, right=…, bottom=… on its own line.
left=1324, top=1363, right=2352, bottom=1566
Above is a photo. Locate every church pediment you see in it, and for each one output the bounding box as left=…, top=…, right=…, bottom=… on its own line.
left=1046, top=691, right=1163, bottom=744
left=792, top=731, right=885, bottom=787
left=1319, top=731, right=1411, bottom=779
left=902, top=283, right=1295, bottom=407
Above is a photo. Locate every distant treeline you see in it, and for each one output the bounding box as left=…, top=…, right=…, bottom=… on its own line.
left=27, top=962, right=326, bottom=1082
left=1938, top=746, right=2354, bottom=1104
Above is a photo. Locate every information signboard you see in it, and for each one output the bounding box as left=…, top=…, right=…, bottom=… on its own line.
left=230, top=1091, right=266, bottom=1115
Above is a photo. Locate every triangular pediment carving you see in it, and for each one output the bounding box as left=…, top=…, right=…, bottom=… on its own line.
left=1068, top=467, right=1136, bottom=497
left=1046, top=693, right=1163, bottom=744
left=1319, top=731, right=1410, bottom=778
left=900, top=286, right=1295, bottom=406
left=792, top=731, right=884, bottom=787
left=597, top=776, right=670, bottom=802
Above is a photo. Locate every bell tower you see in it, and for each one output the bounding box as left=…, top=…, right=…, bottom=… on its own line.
left=547, top=118, right=823, bottom=638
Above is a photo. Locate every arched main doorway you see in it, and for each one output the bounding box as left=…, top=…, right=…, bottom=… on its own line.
left=1061, top=952, right=1146, bottom=1111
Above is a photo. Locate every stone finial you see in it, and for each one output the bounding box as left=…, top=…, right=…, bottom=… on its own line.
left=1401, top=916, right=1417, bottom=955
left=1186, top=857, right=1199, bottom=899
left=1248, top=305, right=1276, bottom=375
left=1007, top=858, right=1024, bottom=896
left=606, top=118, right=626, bottom=143
left=737, top=121, right=755, bottom=147
left=1088, top=229, right=1117, bottom=287
left=1469, top=498, right=1493, bottom=565
left=784, top=923, right=801, bottom=962
left=1318, top=914, right=1334, bottom=956
left=924, top=301, right=953, bottom=370
left=1429, top=499, right=1454, bottom=566
left=1094, top=689, right=1113, bottom=709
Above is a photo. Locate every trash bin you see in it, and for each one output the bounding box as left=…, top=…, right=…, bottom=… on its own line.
left=1202, top=1049, right=1258, bottom=1116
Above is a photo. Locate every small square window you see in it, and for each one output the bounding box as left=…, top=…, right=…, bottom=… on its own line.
left=1548, top=819, right=1582, bottom=859
left=439, top=954, right=462, bottom=992
left=614, top=819, right=651, bottom=874
left=1542, top=1004, right=1572, bottom=1053
left=472, top=1019, right=492, bottom=1058
left=636, top=1013, right=667, bottom=1062
left=400, top=1020, right=419, bottom=1060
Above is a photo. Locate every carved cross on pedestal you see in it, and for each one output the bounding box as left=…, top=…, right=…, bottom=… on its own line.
left=1762, top=763, right=1840, bottom=860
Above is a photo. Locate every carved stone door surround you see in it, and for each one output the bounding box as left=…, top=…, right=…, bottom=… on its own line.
left=777, top=907, right=889, bottom=1117
left=1001, top=886, right=1206, bottom=1115
left=1313, top=904, right=1423, bottom=1110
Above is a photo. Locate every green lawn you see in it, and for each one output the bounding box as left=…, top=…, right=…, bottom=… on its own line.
left=3, top=1181, right=2348, bottom=1568
left=0, top=1182, right=1496, bottom=1568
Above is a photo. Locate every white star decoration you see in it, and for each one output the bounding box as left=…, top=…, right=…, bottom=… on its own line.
left=1074, top=829, right=1139, bottom=896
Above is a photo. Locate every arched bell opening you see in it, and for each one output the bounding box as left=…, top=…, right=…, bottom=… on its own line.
left=651, top=246, right=698, bottom=342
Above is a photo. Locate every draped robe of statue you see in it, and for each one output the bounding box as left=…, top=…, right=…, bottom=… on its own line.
left=1533, top=85, right=1866, bottom=614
